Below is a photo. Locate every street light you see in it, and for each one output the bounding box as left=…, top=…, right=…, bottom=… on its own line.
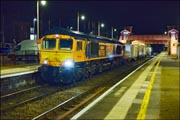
left=98, top=22, right=104, bottom=36
left=111, top=26, right=117, bottom=39
left=101, top=23, right=104, bottom=27
left=81, top=15, right=85, bottom=20
left=36, top=0, right=46, bottom=40
left=77, top=12, right=85, bottom=31
left=41, top=0, right=46, bottom=5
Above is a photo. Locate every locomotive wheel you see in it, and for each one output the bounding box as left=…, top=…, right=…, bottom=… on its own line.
left=83, top=65, right=92, bottom=78
left=85, top=67, right=91, bottom=78
left=88, top=66, right=93, bottom=78
left=98, top=63, right=103, bottom=73
left=74, top=70, right=82, bottom=81
left=60, top=77, right=75, bottom=86
left=113, top=61, right=116, bottom=67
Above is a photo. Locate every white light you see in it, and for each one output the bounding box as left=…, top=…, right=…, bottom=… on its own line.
left=43, top=59, right=48, bottom=64
left=56, top=34, right=59, bottom=37
left=170, top=31, right=176, bottom=34
left=124, top=31, right=130, bottom=35
left=108, top=54, right=113, bottom=60
left=73, top=31, right=81, bottom=34
left=81, top=15, right=85, bottom=20
left=101, top=23, right=104, bottom=27
left=63, top=59, right=74, bottom=67
left=114, top=29, right=117, bottom=32
left=30, top=34, right=35, bottom=40
left=34, top=18, right=37, bottom=21
left=41, top=1, right=46, bottom=5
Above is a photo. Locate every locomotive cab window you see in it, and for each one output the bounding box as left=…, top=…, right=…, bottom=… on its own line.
left=59, top=39, right=73, bottom=50
left=77, top=41, right=82, bottom=51
left=42, top=38, right=56, bottom=50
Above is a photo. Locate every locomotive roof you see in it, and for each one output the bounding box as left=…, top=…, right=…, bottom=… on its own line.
left=43, top=27, right=123, bottom=45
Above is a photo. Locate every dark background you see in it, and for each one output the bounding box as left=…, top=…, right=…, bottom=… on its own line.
left=1, top=0, right=179, bottom=43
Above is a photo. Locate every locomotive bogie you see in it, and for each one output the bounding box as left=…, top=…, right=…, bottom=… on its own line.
left=37, top=65, right=75, bottom=85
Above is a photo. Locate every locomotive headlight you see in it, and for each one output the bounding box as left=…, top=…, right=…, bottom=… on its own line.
left=108, top=54, right=114, bottom=60
left=63, top=59, right=74, bottom=67
left=43, top=59, right=48, bottom=65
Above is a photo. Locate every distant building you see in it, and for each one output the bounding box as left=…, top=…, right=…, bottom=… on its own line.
left=168, top=28, right=179, bottom=55
left=119, top=27, right=179, bottom=56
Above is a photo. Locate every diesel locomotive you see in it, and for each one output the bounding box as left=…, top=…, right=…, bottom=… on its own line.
left=35, top=28, right=125, bottom=85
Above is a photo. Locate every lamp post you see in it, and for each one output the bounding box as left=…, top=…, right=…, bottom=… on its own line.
left=77, top=12, right=85, bottom=31
left=37, top=1, right=39, bottom=40
left=36, top=0, right=46, bottom=40
left=33, top=18, right=37, bottom=40
left=111, top=26, right=117, bottom=39
left=98, top=22, right=104, bottom=36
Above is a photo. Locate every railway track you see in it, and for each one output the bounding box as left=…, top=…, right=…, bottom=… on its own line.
left=32, top=86, right=106, bottom=120
left=1, top=73, right=37, bottom=95
left=0, top=85, right=62, bottom=113
left=31, top=58, right=151, bottom=119
left=1, top=58, right=151, bottom=119
left=0, top=85, right=41, bottom=100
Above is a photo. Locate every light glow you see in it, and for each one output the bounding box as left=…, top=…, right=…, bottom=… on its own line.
left=41, top=1, right=46, bottom=5
left=101, top=23, right=104, bottom=27
left=56, top=34, right=59, bottom=37
left=43, top=59, right=48, bottom=64
left=108, top=54, right=113, bottom=60
left=81, top=15, right=85, bottom=20
left=63, top=59, right=74, bottom=67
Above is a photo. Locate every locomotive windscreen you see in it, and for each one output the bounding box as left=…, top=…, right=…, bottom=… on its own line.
left=59, top=39, right=73, bottom=50
left=42, top=38, right=56, bottom=50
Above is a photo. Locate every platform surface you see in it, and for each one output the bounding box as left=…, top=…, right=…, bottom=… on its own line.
left=71, top=52, right=180, bottom=120
left=1, top=64, right=40, bottom=78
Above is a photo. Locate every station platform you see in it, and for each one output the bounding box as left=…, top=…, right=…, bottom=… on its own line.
left=71, top=52, right=180, bottom=120
left=0, top=64, right=40, bottom=92
left=0, top=64, right=40, bottom=78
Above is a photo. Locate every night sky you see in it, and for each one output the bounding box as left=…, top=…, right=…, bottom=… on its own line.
left=1, top=0, right=180, bottom=43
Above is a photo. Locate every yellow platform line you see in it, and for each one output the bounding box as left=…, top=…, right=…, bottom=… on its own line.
left=136, top=56, right=162, bottom=120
